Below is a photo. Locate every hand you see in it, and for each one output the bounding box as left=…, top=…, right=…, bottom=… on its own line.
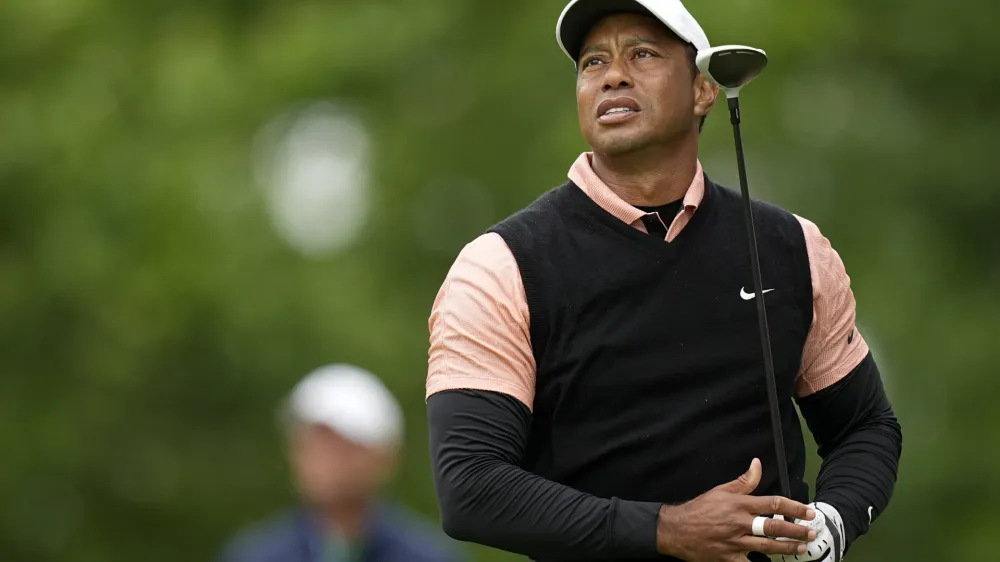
left=656, top=458, right=817, bottom=562
left=776, top=502, right=845, bottom=562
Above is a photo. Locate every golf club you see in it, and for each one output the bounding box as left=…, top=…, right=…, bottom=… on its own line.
left=696, top=45, right=792, bottom=500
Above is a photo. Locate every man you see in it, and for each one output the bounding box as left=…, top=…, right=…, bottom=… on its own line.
left=425, top=1, right=902, bottom=561
left=221, top=364, right=461, bottom=562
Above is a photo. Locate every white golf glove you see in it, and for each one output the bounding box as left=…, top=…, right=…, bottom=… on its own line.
left=775, top=502, right=845, bottom=562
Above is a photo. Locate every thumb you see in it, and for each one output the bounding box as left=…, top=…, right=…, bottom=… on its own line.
left=714, top=458, right=762, bottom=495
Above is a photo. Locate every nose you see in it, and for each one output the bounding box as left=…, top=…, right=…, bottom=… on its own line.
left=602, top=58, right=633, bottom=92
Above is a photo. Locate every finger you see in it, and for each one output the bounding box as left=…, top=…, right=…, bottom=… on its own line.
left=737, top=536, right=808, bottom=557
left=745, top=495, right=814, bottom=521
left=713, top=458, right=762, bottom=495
left=758, top=517, right=816, bottom=542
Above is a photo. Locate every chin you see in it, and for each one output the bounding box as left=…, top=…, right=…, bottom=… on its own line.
left=591, top=124, right=693, bottom=156
left=592, top=134, right=653, bottom=156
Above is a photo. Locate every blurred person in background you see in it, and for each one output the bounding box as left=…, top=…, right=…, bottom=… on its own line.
left=221, top=364, right=461, bottom=562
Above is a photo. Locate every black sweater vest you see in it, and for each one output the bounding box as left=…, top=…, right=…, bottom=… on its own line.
left=489, top=177, right=814, bottom=505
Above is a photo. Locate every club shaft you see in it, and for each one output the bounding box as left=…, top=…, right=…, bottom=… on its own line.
left=728, top=96, right=792, bottom=499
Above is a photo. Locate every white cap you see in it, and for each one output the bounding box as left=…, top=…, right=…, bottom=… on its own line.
left=287, top=364, right=404, bottom=449
left=556, top=0, right=710, bottom=63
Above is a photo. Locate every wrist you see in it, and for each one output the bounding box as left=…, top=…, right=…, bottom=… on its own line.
left=813, top=502, right=843, bottom=527
left=814, top=502, right=846, bottom=553
left=655, top=504, right=684, bottom=557
left=610, top=499, right=668, bottom=558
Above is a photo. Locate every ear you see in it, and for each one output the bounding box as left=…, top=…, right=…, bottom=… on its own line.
left=693, top=74, right=719, bottom=120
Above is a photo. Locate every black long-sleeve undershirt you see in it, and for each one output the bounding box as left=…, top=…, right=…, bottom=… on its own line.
left=797, top=352, right=903, bottom=550
left=428, top=353, right=901, bottom=559
left=427, top=389, right=662, bottom=560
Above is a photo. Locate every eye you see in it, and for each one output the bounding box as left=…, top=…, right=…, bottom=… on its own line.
left=581, top=56, right=603, bottom=68
left=634, top=48, right=656, bottom=59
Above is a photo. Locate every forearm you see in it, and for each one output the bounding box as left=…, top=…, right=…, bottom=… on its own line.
left=813, top=415, right=900, bottom=546
left=428, top=389, right=661, bottom=559
left=436, top=450, right=660, bottom=557
left=798, top=353, right=902, bottom=548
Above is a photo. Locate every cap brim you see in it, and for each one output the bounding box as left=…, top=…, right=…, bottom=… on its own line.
left=558, top=0, right=659, bottom=63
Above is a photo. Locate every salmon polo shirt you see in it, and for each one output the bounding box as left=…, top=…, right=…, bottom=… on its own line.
left=427, top=152, right=870, bottom=411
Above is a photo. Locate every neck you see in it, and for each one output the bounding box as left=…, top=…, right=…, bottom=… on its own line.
left=314, top=498, right=371, bottom=542
left=590, top=137, right=699, bottom=207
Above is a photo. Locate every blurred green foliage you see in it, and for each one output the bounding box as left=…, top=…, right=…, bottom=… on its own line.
left=1, top=0, right=998, bottom=561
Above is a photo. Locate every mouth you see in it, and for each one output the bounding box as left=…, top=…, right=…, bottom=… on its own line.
left=597, top=97, right=641, bottom=124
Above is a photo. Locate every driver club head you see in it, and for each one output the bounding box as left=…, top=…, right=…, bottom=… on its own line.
left=696, top=45, right=768, bottom=99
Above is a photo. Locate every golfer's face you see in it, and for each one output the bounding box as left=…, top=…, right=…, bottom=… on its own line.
left=575, top=14, right=701, bottom=155
left=289, top=424, right=394, bottom=507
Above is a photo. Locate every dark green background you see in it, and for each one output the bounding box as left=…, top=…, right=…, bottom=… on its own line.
left=2, top=0, right=997, bottom=560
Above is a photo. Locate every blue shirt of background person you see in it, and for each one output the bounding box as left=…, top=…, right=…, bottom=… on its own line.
left=220, top=504, right=460, bottom=562
left=219, top=364, right=463, bottom=562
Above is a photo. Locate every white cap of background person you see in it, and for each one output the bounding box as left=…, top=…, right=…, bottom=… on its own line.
left=556, top=0, right=710, bottom=64
left=287, top=363, right=404, bottom=450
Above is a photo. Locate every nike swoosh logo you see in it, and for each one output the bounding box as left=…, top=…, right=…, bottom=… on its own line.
left=868, top=506, right=874, bottom=525
left=740, top=287, right=775, bottom=300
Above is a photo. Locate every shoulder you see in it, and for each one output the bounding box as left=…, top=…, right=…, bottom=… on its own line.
left=709, top=179, right=806, bottom=243
left=448, top=232, right=517, bottom=277
left=489, top=181, right=576, bottom=236
left=369, top=504, right=465, bottom=562
left=434, top=232, right=522, bottom=308
left=218, top=510, right=305, bottom=562
left=485, top=181, right=585, bottom=273
left=793, top=214, right=834, bottom=258
left=793, top=214, right=822, bottom=241
left=792, top=214, right=853, bottom=291
left=501, top=181, right=576, bottom=218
